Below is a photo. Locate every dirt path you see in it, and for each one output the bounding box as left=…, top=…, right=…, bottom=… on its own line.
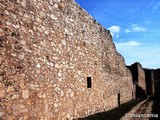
left=121, top=97, right=157, bottom=120
left=135, top=99, right=153, bottom=115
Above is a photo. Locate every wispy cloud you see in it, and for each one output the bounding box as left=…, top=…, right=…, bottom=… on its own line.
left=125, top=29, right=131, bottom=33
left=125, top=24, right=147, bottom=33
left=145, top=21, right=152, bottom=24
left=115, top=40, right=141, bottom=48
left=108, top=25, right=120, bottom=38
left=152, top=2, right=160, bottom=13
left=131, top=24, right=147, bottom=32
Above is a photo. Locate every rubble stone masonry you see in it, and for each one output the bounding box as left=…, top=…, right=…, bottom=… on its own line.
left=0, top=0, right=133, bottom=119
left=137, top=63, right=146, bottom=94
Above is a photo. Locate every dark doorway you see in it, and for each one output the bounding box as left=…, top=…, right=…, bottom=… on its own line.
left=118, top=93, right=120, bottom=106
left=87, top=77, right=92, bottom=88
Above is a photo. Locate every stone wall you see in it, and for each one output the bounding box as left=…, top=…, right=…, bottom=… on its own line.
left=144, top=69, right=154, bottom=95
left=137, top=63, right=146, bottom=94
left=0, top=0, right=133, bottom=119
left=154, top=69, right=160, bottom=99
left=127, top=63, right=146, bottom=98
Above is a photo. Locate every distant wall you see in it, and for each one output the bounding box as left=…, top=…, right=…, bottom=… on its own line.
left=137, top=63, right=146, bottom=94
left=0, top=0, right=133, bottom=119
left=154, top=69, right=160, bottom=98
left=128, top=62, right=160, bottom=99
left=127, top=63, right=146, bottom=98
left=144, top=69, right=154, bottom=95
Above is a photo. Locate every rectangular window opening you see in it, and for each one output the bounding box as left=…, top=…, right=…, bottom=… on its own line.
left=87, top=77, right=92, bottom=88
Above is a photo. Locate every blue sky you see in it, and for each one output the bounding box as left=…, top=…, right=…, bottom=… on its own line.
left=75, top=0, right=160, bottom=69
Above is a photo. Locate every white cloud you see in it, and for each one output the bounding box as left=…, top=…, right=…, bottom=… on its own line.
left=108, top=25, right=120, bottom=38
left=115, top=40, right=141, bottom=48
left=125, top=24, right=147, bottom=33
left=108, top=25, right=120, bottom=33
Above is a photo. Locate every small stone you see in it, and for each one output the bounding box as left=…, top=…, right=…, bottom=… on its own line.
left=36, top=69, right=41, bottom=74
left=11, top=53, right=17, bottom=57
left=59, top=33, right=64, bottom=38
left=50, top=62, right=54, bottom=67
left=42, top=26, right=46, bottom=31
left=18, top=104, right=25, bottom=109
left=60, top=90, right=64, bottom=97
left=38, top=92, right=44, bottom=98
left=22, top=90, right=29, bottom=99
left=42, top=93, right=46, bottom=98
left=0, top=89, right=5, bottom=98
left=19, top=83, right=25, bottom=89
left=6, top=86, right=14, bottom=93
left=58, top=3, right=65, bottom=10
left=44, top=30, right=49, bottom=35
left=82, top=88, right=85, bottom=92
left=53, top=4, right=58, bottom=8
left=70, top=66, right=74, bottom=69
left=55, top=108, right=58, bottom=112
left=21, top=26, right=27, bottom=33
left=70, top=91, right=74, bottom=97
left=39, top=11, right=46, bottom=18
left=0, top=112, right=3, bottom=118
left=29, top=84, right=36, bottom=90
left=58, top=44, right=62, bottom=49
left=65, top=64, right=69, bottom=69
left=55, top=64, right=59, bottom=68
left=67, top=114, right=70, bottom=119
left=55, top=87, right=60, bottom=92
left=54, top=103, right=58, bottom=108
left=36, top=17, right=42, bottom=23
left=36, top=63, right=41, bottom=68
left=6, top=21, right=12, bottom=26
left=0, top=28, right=3, bottom=33
left=13, top=24, right=20, bottom=29
left=51, top=42, right=55, bottom=46
left=51, top=14, right=57, bottom=20
left=64, top=28, right=69, bottom=34
left=46, top=62, right=50, bottom=66
left=18, top=53, right=25, bottom=59
left=78, top=71, right=81, bottom=75
left=0, top=83, right=2, bottom=88
left=58, top=72, right=62, bottom=77
left=19, top=115, right=28, bottom=120
left=49, top=0, right=54, bottom=5
left=58, top=78, right=62, bottom=82
left=24, top=14, right=29, bottom=19
left=70, top=18, right=74, bottom=22
left=59, top=64, right=63, bottom=69
left=11, top=93, right=19, bottom=99
left=52, top=56, right=58, bottom=60
left=61, top=39, right=66, bottom=45
left=4, top=10, right=9, bottom=15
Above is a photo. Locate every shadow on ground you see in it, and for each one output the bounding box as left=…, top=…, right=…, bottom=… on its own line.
left=150, top=96, right=160, bottom=120
left=78, top=99, right=144, bottom=120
